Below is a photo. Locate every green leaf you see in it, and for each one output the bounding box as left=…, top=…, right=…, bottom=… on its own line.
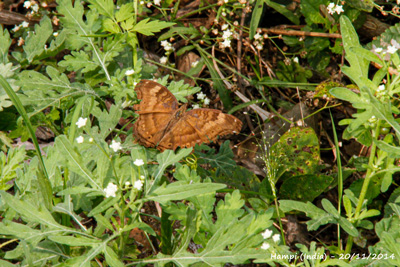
left=0, top=26, right=11, bottom=64
left=300, top=0, right=325, bottom=25
left=249, top=0, right=264, bottom=39
left=58, top=50, right=98, bottom=73
left=145, top=183, right=226, bottom=204
left=0, top=146, right=26, bottom=191
left=159, top=26, right=200, bottom=41
left=23, top=16, right=53, bottom=63
left=321, top=198, right=340, bottom=218
left=104, top=246, right=125, bottom=267
left=279, top=200, right=334, bottom=231
left=88, top=0, right=114, bottom=18
left=48, top=235, right=101, bottom=246
left=265, top=0, right=299, bottom=25
left=115, top=4, right=134, bottom=22
left=88, top=196, right=119, bottom=216
left=0, top=191, right=66, bottom=230
left=167, top=80, right=201, bottom=103
left=133, top=18, right=175, bottom=36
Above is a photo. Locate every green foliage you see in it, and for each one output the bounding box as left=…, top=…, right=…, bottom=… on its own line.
left=0, top=146, right=26, bottom=191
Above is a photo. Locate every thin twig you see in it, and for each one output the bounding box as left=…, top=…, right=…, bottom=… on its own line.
left=262, top=28, right=342, bottom=38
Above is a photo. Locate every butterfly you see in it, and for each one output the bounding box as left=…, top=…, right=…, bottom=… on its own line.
left=132, top=80, right=242, bottom=151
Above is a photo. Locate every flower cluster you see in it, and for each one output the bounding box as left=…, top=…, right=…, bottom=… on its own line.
left=24, top=0, right=39, bottom=14
left=159, top=40, right=175, bottom=64
left=12, top=21, right=30, bottom=32
left=104, top=182, right=118, bottom=198
left=220, top=24, right=234, bottom=49
left=260, top=229, right=280, bottom=250
left=372, top=40, right=400, bottom=61
left=253, top=30, right=265, bottom=50
left=193, top=91, right=210, bottom=109
left=327, top=2, right=344, bottom=15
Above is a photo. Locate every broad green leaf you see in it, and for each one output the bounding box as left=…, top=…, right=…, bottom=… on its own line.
left=58, top=50, right=98, bottom=73
left=167, top=80, right=201, bottom=103
left=0, top=146, right=26, bottom=191
left=0, top=191, right=66, bottom=230
left=104, top=246, right=125, bottom=267
left=115, top=4, right=134, bottom=22
left=321, top=198, right=340, bottom=218
left=300, top=0, right=325, bottom=25
left=145, top=183, right=226, bottom=204
left=214, top=190, right=244, bottom=231
left=350, top=46, right=384, bottom=65
left=0, top=259, right=15, bottom=267
left=0, top=26, right=11, bottom=64
left=279, top=200, right=334, bottom=231
left=88, top=0, right=114, bottom=18
left=88, top=196, right=119, bottom=216
left=0, top=63, right=20, bottom=111
left=54, top=135, right=102, bottom=191
left=133, top=18, right=175, bottom=36
left=48, top=235, right=101, bottom=246
left=24, top=16, right=53, bottom=63
left=265, top=0, right=299, bottom=25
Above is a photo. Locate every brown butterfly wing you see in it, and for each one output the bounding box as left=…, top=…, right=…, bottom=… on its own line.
left=133, top=80, right=179, bottom=147
left=157, top=108, right=243, bottom=151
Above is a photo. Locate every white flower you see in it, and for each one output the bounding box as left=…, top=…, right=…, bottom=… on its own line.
left=387, top=45, right=398, bottom=54
left=125, top=181, right=131, bottom=186
left=272, top=234, right=280, bottom=243
left=191, top=61, right=199, bottom=68
left=254, top=32, right=262, bottom=40
left=140, top=175, right=145, bottom=180
left=197, top=92, right=206, bottom=100
left=377, top=85, right=385, bottom=91
left=76, top=136, right=84, bottom=143
left=222, top=39, right=231, bottom=48
left=134, top=159, right=145, bottom=166
left=224, top=0, right=229, bottom=3
left=293, top=57, right=299, bottom=63
left=204, top=97, right=210, bottom=105
left=53, top=32, right=59, bottom=37
left=222, top=29, right=233, bottom=39
left=75, top=117, right=87, bottom=128
left=262, top=229, right=273, bottom=239
left=109, top=140, right=122, bottom=152
left=31, top=4, right=39, bottom=12
left=134, top=180, right=143, bottom=190
left=192, top=104, right=200, bottom=109
left=12, top=25, right=21, bottom=32
left=89, top=137, right=94, bottom=142
left=160, top=56, right=168, bottom=64
left=261, top=242, right=270, bottom=250
left=104, top=182, right=118, bottom=198
left=154, top=0, right=161, bottom=5
left=221, top=11, right=226, bottom=17
left=125, top=69, right=135, bottom=76
left=161, top=40, right=169, bottom=47
left=23, top=1, right=32, bottom=8
left=17, top=37, right=24, bottom=46
left=221, top=24, right=229, bottom=30
left=327, top=3, right=335, bottom=15
left=334, top=4, right=344, bottom=14
left=21, top=21, right=29, bottom=28
left=374, top=47, right=383, bottom=53
left=256, top=44, right=263, bottom=50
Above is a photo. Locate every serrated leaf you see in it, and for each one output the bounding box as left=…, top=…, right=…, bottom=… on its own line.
left=214, top=190, right=245, bottom=231
left=133, top=18, right=175, bottom=36
left=0, top=146, right=26, bottom=191
left=300, top=0, right=325, bottom=25
left=23, top=16, right=53, bottom=63
left=88, top=0, right=114, bottom=18
left=59, top=50, right=98, bottom=73
left=0, top=63, right=19, bottom=111
left=115, top=4, right=134, bottom=22
left=167, top=80, right=201, bottom=103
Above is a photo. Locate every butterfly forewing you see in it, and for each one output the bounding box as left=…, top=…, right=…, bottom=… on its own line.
left=133, top=80, right=178, bottom=147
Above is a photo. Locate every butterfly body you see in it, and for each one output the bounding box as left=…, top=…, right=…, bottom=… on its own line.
left=133, top=80, right=242, bottom=151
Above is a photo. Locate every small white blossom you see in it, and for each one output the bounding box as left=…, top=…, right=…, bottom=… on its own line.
left=222, top=29, right=233, bottom=39
left=89, top=137, right=93, bottom=142
left=53, top=32, right=59, bottom=37
left=222, top=39, right=231, bottom=48
left=76, top=136, right=84, bottom=143
left=377, top=85, right=385, bottom=91
left=154, top=0, right=161, bottom=5
left=197, top=92, right=206, bottom=100
left=327, top=3, right=335, bottom=15
left=192, top=104, right=200, bottom=109
left=134, top=159, right=144, bottom=166
left=293, top=57, right=299, bottom=63
left=204, top=97, right=210, bottom=105
left=125, top=181, right=131, bottom=186
left=387, top=45, right=398, bottom=54
left=21, top=21, right=29, bottom=28
left=23, top=1, right=32, bottom=9
left=261, top=242, right=270, bottom=250
left=191, top=61, right=199, bottom=68
left=262, top=229, right=273, bottom=239
left=31, top=4, right=39, bottom=12
left=374, top=47, right=383, bottom=53
left=221, top=11, right=226, bottom=17
left=254, top=32, right=262, bottom=40
left=75, top=117, right=87, bottom=128
left=160, top=56, right=168, bottom=64
left=17, top=37, right=24, bottom=46
left=109, top=140, right=122, bottom=152
left=272, top=234, right=280, bottom=243
left=221, top=24, right=229, bottom=30
left=256, top=44, right=263, bottom=50
left=140, top=175, right=145, bottom=180
left=334, top=4, right=344, bottom=14
left=104, top=182, right=118, bottom=198
left=125, top=69, right=135, bottom=76
left=134, top=180, right=143, bottom=190
left=12, top=25, right=21, bottom=32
